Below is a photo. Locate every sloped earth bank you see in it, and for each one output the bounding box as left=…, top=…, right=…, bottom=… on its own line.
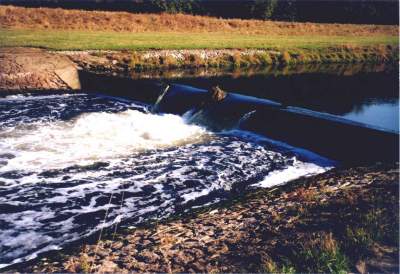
left=17, top=164, right=399, bottom=273
left=62, top=46, right=398, bottom=76
left=0, top=47, right=398, bottom=92
left=0, top=48, right=80, bottom=91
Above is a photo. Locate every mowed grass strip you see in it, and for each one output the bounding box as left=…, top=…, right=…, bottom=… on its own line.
left=0, top=29, right=397, bottom=51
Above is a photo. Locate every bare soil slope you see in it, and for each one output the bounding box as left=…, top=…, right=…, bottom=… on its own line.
left=0, top=47, right=80, bottom=91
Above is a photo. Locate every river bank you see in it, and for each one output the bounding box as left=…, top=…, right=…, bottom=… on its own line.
left=0, top=47, right=80, bottom=91
left=0, top=46, right=398, bottom=92
left=0, top=5, right=398, bottom=274
left=9, top=164, right=398, bottom=273
left=0, top=5, right=398, bottom=88
left=62, top=46, right=398, bottom=75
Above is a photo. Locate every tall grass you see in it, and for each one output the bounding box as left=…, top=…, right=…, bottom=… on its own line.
left=0, top=5, right=397, bottom=36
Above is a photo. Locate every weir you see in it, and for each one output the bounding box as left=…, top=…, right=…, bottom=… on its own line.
left=0, top=79, right=397, bottom=268
left=75, top=71, right=398, bottom=164
left=153, top=84, right=399, bottom=164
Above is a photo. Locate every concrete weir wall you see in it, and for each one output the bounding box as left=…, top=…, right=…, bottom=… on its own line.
left=156, top=84, right=399, bottom=165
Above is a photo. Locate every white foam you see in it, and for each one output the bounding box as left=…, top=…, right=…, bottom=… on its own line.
left=0, top=95, right=336, bottom=268
left=252, top=158, right=331, bottom=188
left=0, top=109, right=209, bottom=171
left=226, top=129, right=336, bottom=167
left=181, top=188, right=212, bottom=203
left=0, top=93, right=85, bottom=102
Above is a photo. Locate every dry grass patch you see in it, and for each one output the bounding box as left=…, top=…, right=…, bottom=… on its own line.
left=0, top=5, right=397, bottom=37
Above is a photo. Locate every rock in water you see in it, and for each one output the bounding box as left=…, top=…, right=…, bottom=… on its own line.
left=208, top=86, right=227, bottom=102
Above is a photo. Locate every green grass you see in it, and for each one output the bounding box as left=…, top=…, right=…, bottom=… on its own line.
left=0, top=29, right=397, bottom=50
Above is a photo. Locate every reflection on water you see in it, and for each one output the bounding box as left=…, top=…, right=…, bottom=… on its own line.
left=159, top=64, right=399, bottom=132
left=127, top=62, right=394, bottom=80
left=342, top=100, right=399, bottom=132
left=81, top=63, right=398, bottom=131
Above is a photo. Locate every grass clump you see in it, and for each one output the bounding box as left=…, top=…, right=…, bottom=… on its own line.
left=231, top=51, right=242, bottom=68
left=345, top=226, right=373, bottom=258
left=263, top=259, right=296, bottom=274
left=262, top=233, right=349, bottom=274
left=293, top=233, right=350, bottom=273
left=185, top=53, right=205, bottom=67
left=63, top=246, right=91, bottom=273
left=256, top=52, right=274, bottom=65
left=129, top=51, right=144, bottom=70
left=280, top=51, right=292, bottom=65
left=343, top=197, right=399, bottom=261
left=159, top=55, right=178, bottom=68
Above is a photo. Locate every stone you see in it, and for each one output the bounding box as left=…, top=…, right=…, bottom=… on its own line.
left=98, top=259, right=119, bottom=273
left=208, top=85, right=227, bottom=102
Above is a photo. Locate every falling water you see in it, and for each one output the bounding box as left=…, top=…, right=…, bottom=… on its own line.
left=0, top=93, right=332, bottom=268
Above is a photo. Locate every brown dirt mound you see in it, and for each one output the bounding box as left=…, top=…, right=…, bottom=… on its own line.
left=0, top=5, right=397, bottom=36
left=0, top=47, right=80, bottom=91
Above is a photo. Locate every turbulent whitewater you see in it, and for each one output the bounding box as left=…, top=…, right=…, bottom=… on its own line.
left=0, top=93, right=332, bottom=267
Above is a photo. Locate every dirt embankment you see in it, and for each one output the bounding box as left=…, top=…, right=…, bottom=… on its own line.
left=0, top=5, right=397, bottom=36
left=62, top=46, right=398, bottom=76
left=0, top=5, right=397, bottom=92
left=0, top=47, right=80, bottom=91
left=21, top=164, right=398, bottom=274
left=0, top=46, right=397, bottom=91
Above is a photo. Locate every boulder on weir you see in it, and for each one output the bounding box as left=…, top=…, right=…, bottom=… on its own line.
left=208, top=85, right=227, bottom=102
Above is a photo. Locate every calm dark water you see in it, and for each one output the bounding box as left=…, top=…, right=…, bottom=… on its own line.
left=81, top=63, right=399, bottom=132
left=158, top=65, right=399, bottom=132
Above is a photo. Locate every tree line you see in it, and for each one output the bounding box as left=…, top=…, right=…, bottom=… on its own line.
left=1, top=0, right=398, bottom=25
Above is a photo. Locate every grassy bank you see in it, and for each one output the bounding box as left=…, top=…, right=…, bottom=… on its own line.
left=1, top=6, right=397, bottom=67
left=61, top=46, right=398, bottom=76
left=0, top=29, right=397, bottom=51
left=1, top=29, right=397, bottom=70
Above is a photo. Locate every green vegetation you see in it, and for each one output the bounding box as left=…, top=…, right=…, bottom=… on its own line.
left=1, top=28, right=397, bottom=68
left=264, top=233, right=350, bottom=273
left=293, top=233, right=350, bottom=273
left=0, top=29, right=397, bottom=51
left=258, top=172, right=399, bottom=274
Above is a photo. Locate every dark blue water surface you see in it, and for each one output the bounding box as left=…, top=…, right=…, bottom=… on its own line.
left=160, top=65, right=399, bottom=132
